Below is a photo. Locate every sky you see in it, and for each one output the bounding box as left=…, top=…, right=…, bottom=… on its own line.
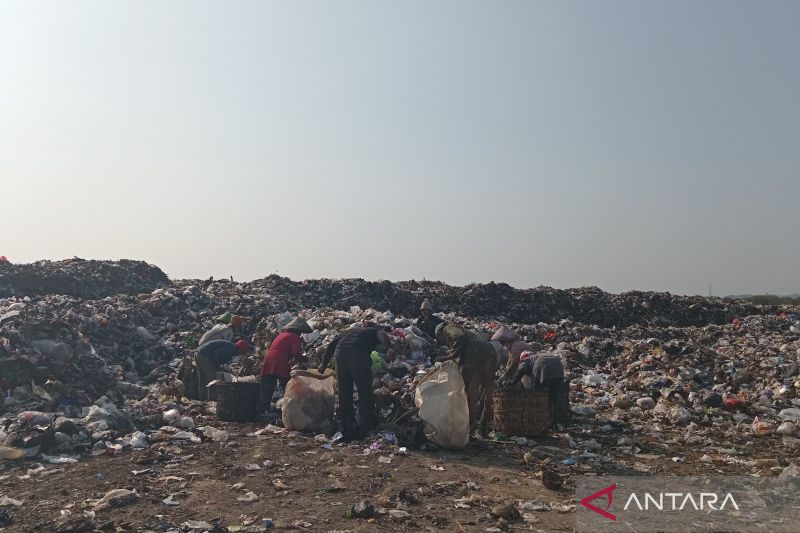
left=1, top=1, right=798, bottom=295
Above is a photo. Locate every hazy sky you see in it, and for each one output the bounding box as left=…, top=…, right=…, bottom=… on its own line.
left=2, top=1, right=798, bottom=295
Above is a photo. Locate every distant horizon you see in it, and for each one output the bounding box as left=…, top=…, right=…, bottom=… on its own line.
left=5, top=254, right=797, bottom=298
left=3, top=2, right=798, bottom=298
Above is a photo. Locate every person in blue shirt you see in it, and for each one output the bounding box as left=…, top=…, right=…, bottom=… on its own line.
left=196, top=339, right=252, bottom=400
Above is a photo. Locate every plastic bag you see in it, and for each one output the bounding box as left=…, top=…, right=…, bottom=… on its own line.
left=370, top=351, right=386, bottom=374
left=17, top=411, right=52, bottom=426
left=752, top=416, right=773, bottom=436
left=414, top=361, right=469, bottom=449
left=162, top=408, right=194, bottom=429
left=198, top=324, right=233, bottom=346
left=282, top=370, right=336, bottom=432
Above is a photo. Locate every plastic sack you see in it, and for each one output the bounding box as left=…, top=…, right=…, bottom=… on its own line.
left=198, top=324, right=233, bottom=346
left=17, top=411, right=52, bottom=426
left=84, top=398, right=134, bottom=432
left=282, top=370, right=336, bottom=432
left=752, top=417, right=773, bottom=436
left=414, top=361, right=469, bottom=449
left=371, top=351, right=386, bottom=374
left=162, top=408, right=195, bottom=429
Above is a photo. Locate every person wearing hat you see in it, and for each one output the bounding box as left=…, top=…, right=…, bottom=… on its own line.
left=492, top=326, right=534, bottom=385
left=195, top=339, right=253, bottom=400
left=259, top=317, right=313, bottom=414
left=416, top=300, right=443, bottom=340
left=318, top=325, right=389, bottom=440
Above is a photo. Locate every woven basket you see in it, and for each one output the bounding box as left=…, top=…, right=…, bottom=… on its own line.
left=216, top=382, right=261, bottom=422
left=493, top=388, right=551, bottom=437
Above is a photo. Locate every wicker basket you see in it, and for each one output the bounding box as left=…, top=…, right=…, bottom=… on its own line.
left=493, top=388, right=551, bottom=437
left=216, top=382, right=261, bottom=422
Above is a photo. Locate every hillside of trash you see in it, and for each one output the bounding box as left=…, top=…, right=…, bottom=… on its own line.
left=2, top=258, right=800, bottom=531
left=0, top=258, right=768, bottom=326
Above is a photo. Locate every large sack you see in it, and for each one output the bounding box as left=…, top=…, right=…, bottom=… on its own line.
left=198, top=324, right=233, bottom=346
left=414, top=360, right=469, bottom=449
left=282, top=370, right=336, bottom=432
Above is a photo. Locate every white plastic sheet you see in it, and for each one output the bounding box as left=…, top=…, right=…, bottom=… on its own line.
left=282, top=370, right=336, bottom=432
left=414, top=361, right=469, bottom=449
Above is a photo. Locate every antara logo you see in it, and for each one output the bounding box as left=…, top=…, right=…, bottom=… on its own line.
left=580, top=483, right=740, bottom=521
left=579, top=483, right=617, bottom=521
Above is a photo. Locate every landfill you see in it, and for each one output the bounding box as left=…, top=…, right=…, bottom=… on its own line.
left=1, top=259, right=799, bottom=532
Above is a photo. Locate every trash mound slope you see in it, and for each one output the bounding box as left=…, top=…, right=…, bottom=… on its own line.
left=0, top=259, right=169, bottom=299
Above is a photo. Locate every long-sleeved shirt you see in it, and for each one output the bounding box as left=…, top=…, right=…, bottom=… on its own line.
left=261, top=331, right=303, bottom=378
left=416, top=313, right=443, bottom=339
left=499, top=339, right=534, bottom=382
left=438, top=324, right=497, bottom=371
left=530, top=354, right=565, bottom=384
left=196, top=339, right=238, bottom=366
left=322, top=328, right=384, bottom=367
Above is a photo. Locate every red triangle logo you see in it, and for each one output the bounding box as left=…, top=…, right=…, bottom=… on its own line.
left=579, top=483, right=617, bottom=521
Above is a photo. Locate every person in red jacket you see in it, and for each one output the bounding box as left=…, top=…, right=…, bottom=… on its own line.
left=259, top=317, right=313, bottom=414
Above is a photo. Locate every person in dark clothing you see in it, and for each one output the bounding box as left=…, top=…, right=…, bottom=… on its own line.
left=435, top=323, right=497, bottom=436
left=510, top=352, right=570, bottom=425
left=416, top=300, right=443, bottom=340
left=318, top=326, right=388, bottom=440
left=195, top=339, right=251, bottom=400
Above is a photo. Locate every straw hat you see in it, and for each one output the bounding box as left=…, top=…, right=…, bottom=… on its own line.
left=283, top=317, right=313, bottom=334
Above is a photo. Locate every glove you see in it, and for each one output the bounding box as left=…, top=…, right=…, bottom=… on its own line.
left=317, top=364, right=327, bottom=374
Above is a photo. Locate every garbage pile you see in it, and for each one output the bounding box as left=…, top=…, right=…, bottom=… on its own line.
left=1, top=258, right=799, bottom=468
left=0, top=259, right=169, bottom=299
left=189, top=276, right=769, bottom=328
left=555, top=312, right=800, bottom=473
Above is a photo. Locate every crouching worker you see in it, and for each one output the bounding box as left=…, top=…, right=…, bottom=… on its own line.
left=435, top=323, right=498, bottom=437
left=196, top=339, right=252, bottom=400
left=259, top=317, right=312, bottom=414
left=318, top=324, right=388, bottom=440
left=509, top=351, right=570, bottom=425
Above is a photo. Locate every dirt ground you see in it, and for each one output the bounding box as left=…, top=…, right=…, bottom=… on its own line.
left=2, top=411, right=798, bottom=533
left=0, top=418, right=577, bottom=533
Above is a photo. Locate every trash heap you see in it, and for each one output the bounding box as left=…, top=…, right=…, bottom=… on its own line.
left=186, top=276, right=769, bottom=328
left=1, top=258, right=799, bottom=467
left=0, top=259, right=169, bottom=299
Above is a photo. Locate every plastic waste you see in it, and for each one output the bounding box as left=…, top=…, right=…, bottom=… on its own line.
left=136, top=326, right=155, bottom=341
left=0, top=446, right=25, bottom=460
left=128, top=431, right=148, bottom=448
left=282, top=370, right=336, bottom=432
left=236, top=491, right=259, bottom=502
left=778, top=463, right=800, bottom=481
left=779, top=408, right=800, bottom=422
left=0, top=497, right=22, bottom=507
left=370, top=351, right=386, bottom=374
left=41, top=454, right=79, bottom=464
left=636, top=397, right=656, bottom=410
left=200, top=426, right=230, bottom=442
left=198, top=323, right=233, bottom=346
left=84, top=398, right=134, bottom=432
left=93, top=489, right=139, bottom=511
left=414, top=361, right=469, bottom=449
left=572, top=405, right=595, bottom=416
left=163, top=409, right=194, bottom=429
left=752, top=417, right=773, bottom=436
left=16, top=411, right=52, bottom=426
